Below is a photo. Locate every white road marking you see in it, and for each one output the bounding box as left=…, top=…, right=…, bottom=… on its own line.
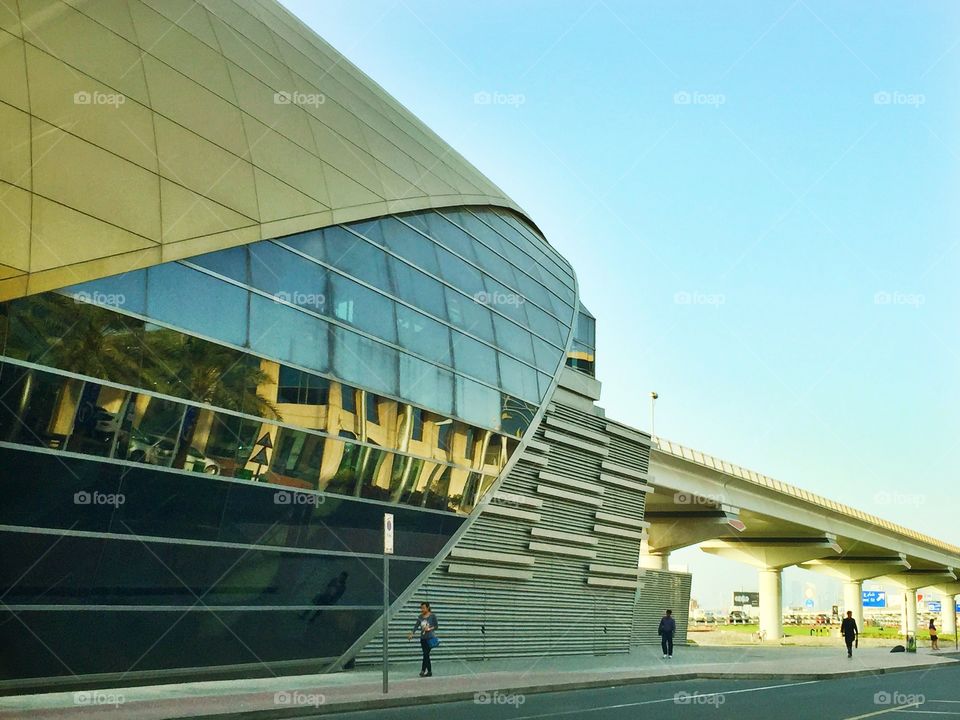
left=843, top=703, right=924, bottom=719
left=511, top=680, right=821, bottom=719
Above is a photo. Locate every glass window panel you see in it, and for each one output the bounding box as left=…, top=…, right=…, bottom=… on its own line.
left=492, top=314, right=535, bottom=364
left=63, top=270, right=147, bottom=315
left=444, top=288, right=494, bottom=342
left=532, top=335, right=561, bottom=372
left=395, top=305, right=451, bottom=366
left=525, top=300, right=567, bottom=346
left=202, top=412, right=262, bottom=476
left=331, top=325, right=398, bottom=397
left=188, top=245, right=249, bottom=285
left=481, top=275, right=527, bottom=325
left=339, top=383, right=357, bottom=413
left=387, top=257, right=447, bottom=320
left=328, top=273, right=397, bottom=343
left=322, top=226, right=392, bottom=291
left=379, top=217, right=440, bottom=274
left=277, top=366, right=331, bottom=405
left=414, top=210, right=477, bottom=261
left=0, top=364, right=70, bottom=448
left=345, top=217, right=387, bottom=247
left=435, top=246, right=485, bottom=297
left=496, top=211, right=576, bottom=282
left=250, top=295, right=330, bottom=373
left=498, top=353, right=539, bottom=403
left=454, top=375, right=500, bottom=429
left=278, top=228, right=324, bottom=262
left=549, top=291, right=576, bottom=323
left=250, top=243, right=327, bottom=313
left=451, top=331, right=498, bottom=386
left=508, top=272, right=553, bottom=310
left=442, top=208, right=508, bottom=255
left=576, top=311, right=596, bottom=348
left=269, top=427, right=325, bottom=489
left=146, top=263, right=248, bottom=347
left=472, top=242, right=518, bottom=288
left=399, top=354, right=454, bottom=415
left=500, top=395, right=536, bottom=437
left=538, top=371, right=553, bottom=398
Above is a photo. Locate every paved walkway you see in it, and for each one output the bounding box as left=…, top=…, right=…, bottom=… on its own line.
left=2, top=646, right=956, bottom=719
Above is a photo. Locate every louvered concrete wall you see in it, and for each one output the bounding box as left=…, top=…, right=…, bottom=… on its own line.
left=631, top=569, right=692, bottom=645
left=356, top=369, right=654, bottom=663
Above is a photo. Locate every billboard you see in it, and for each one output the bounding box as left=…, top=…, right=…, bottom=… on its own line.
left=862, top=590, right=886, bottom=608
left=733, top=592, right=760, bottom=606
left=927, top=601, right=941, bottom=612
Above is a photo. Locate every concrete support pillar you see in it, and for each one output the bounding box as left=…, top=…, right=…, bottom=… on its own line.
left=758, top=568, right=782, bottom=641
left=639, top=551, right=670, bottom=571
left=942, top=596, right=958, bottom=637
left=842, top=580, right=863, bottom=632
left=903, top=591, right=917, bottom=635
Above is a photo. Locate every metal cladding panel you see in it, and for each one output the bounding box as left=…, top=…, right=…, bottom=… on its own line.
left=356, top=394, right=654, bottom=663
left=632, top=569, right=692, bottom=645
left=0, top=0, right=526, bottom=301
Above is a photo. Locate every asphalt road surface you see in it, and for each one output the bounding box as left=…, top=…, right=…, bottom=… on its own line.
left=315, top=663, right=960, bottom=720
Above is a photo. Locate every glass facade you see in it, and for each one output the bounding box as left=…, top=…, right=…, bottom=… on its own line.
left=567, top=303, right=597, bottom=376
left=0, top=207, right=575, bottom=517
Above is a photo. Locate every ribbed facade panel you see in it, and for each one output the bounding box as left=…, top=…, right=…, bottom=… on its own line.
left=356, top=375, right=655, bottom=663
left=631, top=569, right=692, bottom=645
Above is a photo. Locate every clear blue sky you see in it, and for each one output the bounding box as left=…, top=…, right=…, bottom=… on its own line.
left=282, top=0, right=960, bottom=610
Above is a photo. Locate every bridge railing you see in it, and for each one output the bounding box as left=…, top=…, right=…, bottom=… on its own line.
left=653, top=437, right=960, bottom=557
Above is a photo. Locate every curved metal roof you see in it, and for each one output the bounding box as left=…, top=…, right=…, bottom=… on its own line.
left=0, top=0, right=523, bottom=301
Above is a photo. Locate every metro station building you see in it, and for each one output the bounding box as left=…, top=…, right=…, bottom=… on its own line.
left=0, top=0, right=955, bottom=690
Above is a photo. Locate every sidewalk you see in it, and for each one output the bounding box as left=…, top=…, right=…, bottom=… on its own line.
left=2, top=646, right=956, bottom=719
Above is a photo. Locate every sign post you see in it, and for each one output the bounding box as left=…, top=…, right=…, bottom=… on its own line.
left=382, top=513, right=394, bottom=694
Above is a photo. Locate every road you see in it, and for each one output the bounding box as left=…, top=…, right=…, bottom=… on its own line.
left=314, top=663, right=960, bottom=720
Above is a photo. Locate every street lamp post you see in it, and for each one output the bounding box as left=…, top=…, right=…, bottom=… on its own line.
left=650, top=391, right=658, bottom=438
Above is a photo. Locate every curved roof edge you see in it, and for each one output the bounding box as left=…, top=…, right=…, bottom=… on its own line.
left=0, top=0, right=532, bottom=302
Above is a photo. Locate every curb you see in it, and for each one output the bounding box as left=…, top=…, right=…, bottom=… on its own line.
left=179, top=659, right=960, bottom=719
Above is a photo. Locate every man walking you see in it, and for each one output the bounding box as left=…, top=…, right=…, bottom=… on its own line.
left=841, top=610, right=859, bottom=658
left=658, top=609, right=676, bottom=658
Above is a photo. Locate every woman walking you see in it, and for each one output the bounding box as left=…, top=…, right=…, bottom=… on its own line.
left=408, top=602, right=438, bottom=677
left=929, top=618, right=939, bottom=651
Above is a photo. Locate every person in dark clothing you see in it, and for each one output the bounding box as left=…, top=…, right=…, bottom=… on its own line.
left=929, top=619, right=939, bottom=651
left=658, top=609, right=677, bottom=658
left=841, top=611, right=859, bottom=657
left=407, top=602, right=438, bottom=677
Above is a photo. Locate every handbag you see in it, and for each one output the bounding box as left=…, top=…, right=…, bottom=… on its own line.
left=427, top=635, right=440, bottom=649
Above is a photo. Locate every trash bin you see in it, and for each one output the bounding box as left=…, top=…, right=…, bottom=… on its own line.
left=906, top=632, right=917, bottom=653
